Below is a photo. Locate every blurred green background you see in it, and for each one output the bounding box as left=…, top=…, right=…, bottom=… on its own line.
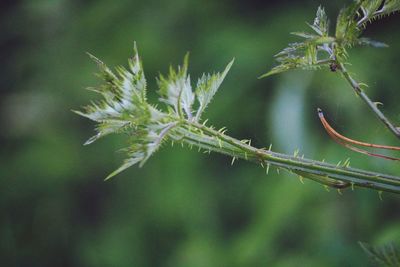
left=1, top=0, right=400, bottom=266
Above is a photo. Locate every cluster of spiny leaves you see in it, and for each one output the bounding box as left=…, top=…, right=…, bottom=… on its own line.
left=75, top=44, right=233, bottom=179
left=260, top=0, right=400, bottom=77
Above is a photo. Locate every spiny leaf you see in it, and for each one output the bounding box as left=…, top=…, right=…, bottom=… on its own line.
left=335, top=1, right=363, bottom=44
left=260, top=6, right=336, bottom=78
left=291, top=32, right=318, bottom=39
left=360, top=0, right=383, bottom=20
left=194, top=59, right=234, bottom=121
left=105, top=121, right=177, bottom=180
left=84, top=120, right=131, bottom=145
left=381, top=0, right=400, bottom=15
left=157, top=53, right=195, bottom=119
left=357, top=37, right=388, bottom=48
left=309, top=6, right=329, bottom=36
left=259, top=42, right=323, bottom=78
left=75, top=44, right=149, bottom=144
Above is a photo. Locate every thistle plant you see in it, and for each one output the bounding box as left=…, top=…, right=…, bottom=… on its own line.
left=261, top=0, right=400, bottom=140
left=76, top=1, right=400, bottom=195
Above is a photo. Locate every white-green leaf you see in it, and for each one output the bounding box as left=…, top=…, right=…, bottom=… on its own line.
left=357, top=37, right=388, bottom=48
left=84, top=120, right=131, bottom=145
left=75, top=43, right=149, bottom=144
left=309, top=6, right=329, bottom=36
left=158, top=54, right=195, bottom=119
left=291, top=32, right=319, bottom=39
left=105, top=121, right=177, bottom=180
left=194, top=59, right=234, bottom=121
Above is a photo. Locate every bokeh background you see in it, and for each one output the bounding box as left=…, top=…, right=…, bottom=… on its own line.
left=1, top=0, right=400, bottom=266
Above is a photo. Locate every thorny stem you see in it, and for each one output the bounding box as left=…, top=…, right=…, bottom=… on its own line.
left=170, top=120, right=400, bottom=194
left=338, top=62, right=400, bottom=139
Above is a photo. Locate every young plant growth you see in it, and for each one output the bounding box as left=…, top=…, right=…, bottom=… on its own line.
left=261, top=0, right=400, bottom=146
left=76, top=0, right=400, bottom=195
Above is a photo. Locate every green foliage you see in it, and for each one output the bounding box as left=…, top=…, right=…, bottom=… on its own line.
left=157, top=53, right=234, bottom=121
left=76, top=43, right=400, bottom=194
left=382, top=0, right=400, bottom=14
left=6, top=0, right=400, bottom=266
left=359, top=242, right=400, bottom=266
left=157, top=53, right=194, bottom=119
left=260, top=0, right=400, bottom=77
left=260, top=6, right=334, bottom=78
left=74, top=45, right=168, bottom=178
left=194, top=60, right=233, bottom=121
left=76, top=44, right=233, bottom=179
left=359, top=0, right=400, bottom=24
left=335, top=1, right=363, bottom=46
left=261, top=0, right=400, bottom=150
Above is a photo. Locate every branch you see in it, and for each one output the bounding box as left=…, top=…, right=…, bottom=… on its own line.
left=171, top=120, right=400, bottom=194
left=338, top=63, right=400, bottom=139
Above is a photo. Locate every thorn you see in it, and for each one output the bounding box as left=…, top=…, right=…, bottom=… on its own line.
left=374, top=102, right=384, bottom=108
left=351, top=182, right=355, bottom=191
left=298, top=176, right=304, bottom=184
left=218, top=127, right=227, bottom=133
left=241, top=139, right=251, bottom=145
left=266, top=163, right=270, bottom=175
left=260, top=161, right=265, bottom=168
left=218, top=138, right=222, bottom=148
left=378, top=191, right=383, bottom=201
left=202, top=119, right=208, bottom=126
left=322, top=159, right=325, bottom=163
left=244, top=152, right=248, bottom=160
left=276, top=168, right=280, bottom=175
left=181, top=142, right=184, bottom=148
left=198, top=146, right=201, bottom=152
left=324, top=185, right=330, bottom=192
left=231, top=157, right=236, bottom=166
left=337, top=189, right=342, bottom=195
left=171, top=141, right=174, bottom=147
left=342, top=158, right=351, bottom=168
left=336, top=161, right=342, bottom=167
left=293, top=149, right=299, bottom=157
left=301, top=154, right=304, bottom=159
left=268, top=144, right=272, bottom=151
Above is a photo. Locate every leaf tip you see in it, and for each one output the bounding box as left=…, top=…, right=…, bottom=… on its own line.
left=71, top=109, right=85, bottom=117
left=258, top=72, right=273, bottom=79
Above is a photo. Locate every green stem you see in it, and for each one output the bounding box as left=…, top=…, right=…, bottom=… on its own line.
left=339, top=62, right=400, bottom=139
left=172, top=121, right=400, bottom=194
